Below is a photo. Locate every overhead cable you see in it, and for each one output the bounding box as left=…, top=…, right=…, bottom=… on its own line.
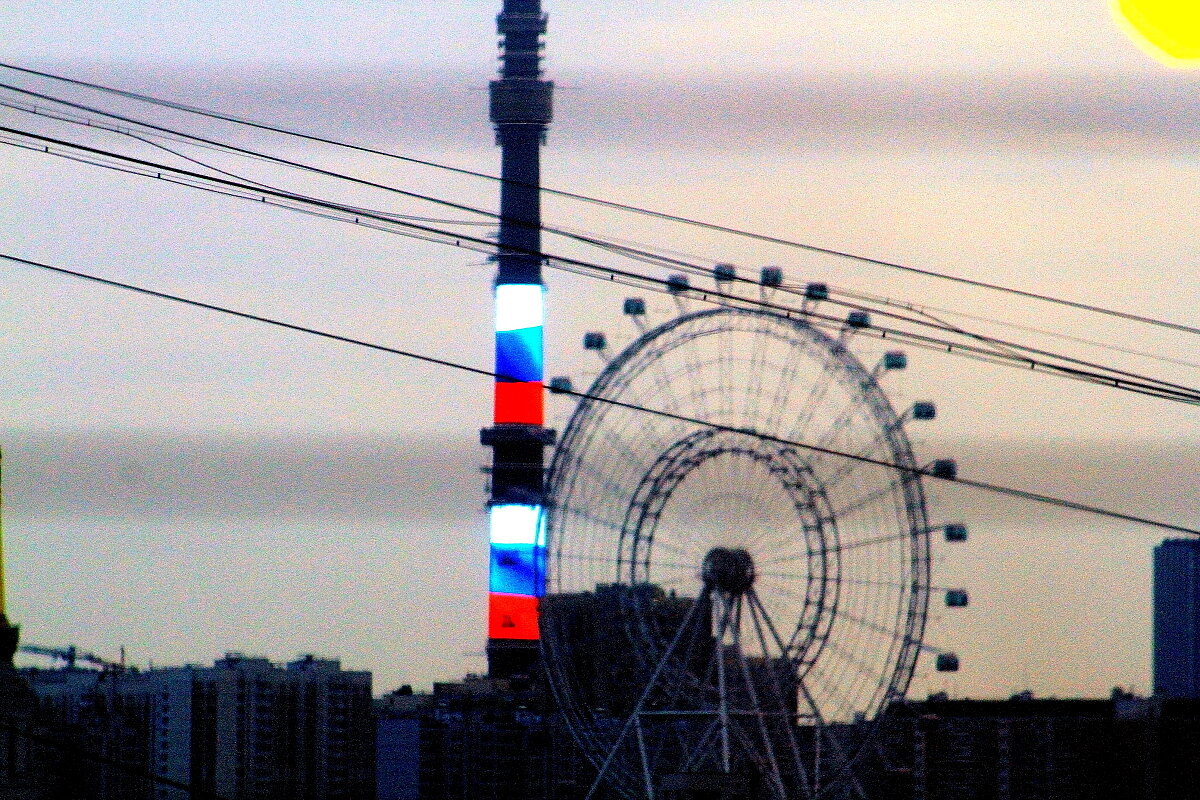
left=2, top=61, right=1199, bottom=338
left=3, top=249, right=1199, bottom=538
left=4, top=90, right=1198, bottom=402
left=2, top=123, right=1197, bottom=407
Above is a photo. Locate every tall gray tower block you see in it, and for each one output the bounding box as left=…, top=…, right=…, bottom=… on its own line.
left=1153, top=538, right=1200, bottom=698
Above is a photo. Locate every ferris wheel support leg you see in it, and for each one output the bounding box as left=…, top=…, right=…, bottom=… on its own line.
left=732, top=600, right=790, bottom=800
left=745, top=590, right=812, bottom=798
left=635, top=714, right=655, bottom=799
left=749, top=590, right=869, bottom=800
left=715, top=593, right=734, bottom=774
left=584, top=587, right=710, bottom=800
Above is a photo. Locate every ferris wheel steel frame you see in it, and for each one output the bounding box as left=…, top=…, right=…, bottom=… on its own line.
left=542, top=305, right=934, bottom=799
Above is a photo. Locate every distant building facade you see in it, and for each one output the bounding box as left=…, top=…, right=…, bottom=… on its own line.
left=417, top=675, right=551, bottom=800
left=1154, top=538, right=1200, bottom=698
left=874, top=691, right=1200, bottom=800
left=19, top=653, right=373, bottom=800
left=395, top=673, right=597, bottom=800
left=375, top=687, right=427, bottom=800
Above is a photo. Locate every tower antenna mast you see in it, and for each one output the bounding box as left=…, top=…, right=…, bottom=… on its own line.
left=481, top=0, right=555, bottom=681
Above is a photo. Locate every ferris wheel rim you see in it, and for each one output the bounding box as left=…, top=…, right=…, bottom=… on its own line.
left=542, top=305, right=933, bottom=799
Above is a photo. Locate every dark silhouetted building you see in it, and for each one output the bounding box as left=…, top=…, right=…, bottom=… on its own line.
left=873, top=691, right=1200, bottom=800
left=1154, top=538, right=1200, bottom=698
left=17, top=653, right=373, bottom=800
left=416, top=675, right=555, bottom=800
left=375, top=686, right=429, bottom=800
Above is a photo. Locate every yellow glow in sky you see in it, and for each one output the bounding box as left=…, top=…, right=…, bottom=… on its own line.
left=1114, top=0, right=1200, bottom=66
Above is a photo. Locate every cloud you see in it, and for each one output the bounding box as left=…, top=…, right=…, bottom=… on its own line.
left=23, top=63, right=1199, bottom=154
left=7, top=430, right=1195, bottom=529
left=553, top=71, right=1200, bottom=152
left=2, top=429, right=486, bottom=520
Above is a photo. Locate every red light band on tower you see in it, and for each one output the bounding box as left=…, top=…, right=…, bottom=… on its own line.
left=494, top=381, right=544, bottom=425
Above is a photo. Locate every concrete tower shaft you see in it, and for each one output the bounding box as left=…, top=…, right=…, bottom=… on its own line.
left=483, top=0, right=554, bottom=681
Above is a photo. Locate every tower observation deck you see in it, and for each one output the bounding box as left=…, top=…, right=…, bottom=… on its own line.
left=482, top=0, right=555, bottom=681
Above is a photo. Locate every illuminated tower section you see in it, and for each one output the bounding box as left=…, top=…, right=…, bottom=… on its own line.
left=480, top=0, right=554, bottom=680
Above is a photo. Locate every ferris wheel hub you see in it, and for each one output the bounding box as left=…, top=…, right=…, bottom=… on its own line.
left=701, top=547, right=757, bottom=596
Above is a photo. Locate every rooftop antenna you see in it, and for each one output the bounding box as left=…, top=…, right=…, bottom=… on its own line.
left=481, top=0, right=556, bottom=683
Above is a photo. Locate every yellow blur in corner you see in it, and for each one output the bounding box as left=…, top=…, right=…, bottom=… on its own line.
left=1113, top=0, right=1200, bottom=66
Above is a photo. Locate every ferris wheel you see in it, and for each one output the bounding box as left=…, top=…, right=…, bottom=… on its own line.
left=542, top=299, right=950, bottom=799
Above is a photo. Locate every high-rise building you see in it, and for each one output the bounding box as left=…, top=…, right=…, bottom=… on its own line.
left=416, top=675, right=551, bottom=800
left=23, top=653, right=374, bottom=800
left=1153, top=538, right=1200, bottom=698
left=882, top=693, right=1158, bottom=800
left=375, top=687, right=429, bottom=800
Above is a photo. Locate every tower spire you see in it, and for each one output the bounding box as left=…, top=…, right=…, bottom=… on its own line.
left=482, top=0, right=555, bottom=681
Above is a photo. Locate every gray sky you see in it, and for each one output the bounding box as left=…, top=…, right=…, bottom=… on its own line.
left=2, top=0, right=1199, bottom=697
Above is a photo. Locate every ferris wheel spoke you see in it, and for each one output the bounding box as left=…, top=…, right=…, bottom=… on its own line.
left=632, top=556, right=705, bottom=573
left=814, top=636, right=899, bottom=719
left=644, top=535, right=697, bottom=560
left=833, top=608, right=921, bottom=663
left=784, top=358, right=840, bottom=445
left=585, top=424, right=662, bottom=483
left=791, top=393, right=864, bottom=459
left=821, top=604, right=898, bottom=682
left=717, top=328, right=732, bottom=422
left=827, top=478, right=907, bottom=520
left=755, top=550, right=823, bottom=568
left=679, top=348, right=719, bottom=426
left=737, top=517, right=806, bottom=557
left=644, top=343, right=687, bottom=421
left=814, top=632, right=889, bottom=692
left=808, top=424, right=897, bottom=478
left=822, top=529, right=913, bottom=556
left=563, top=504, right=627, bottom=535
left=809, top=401, right=866, bottom=452
left=757, top=570, right=906, bottom=595
left=645, top=560, right=706, bottom=573
left=567, top=460, right=644, bottom=512
left=560, top=551, right=629, bottom=568
left=822, top=574, right=908, bottom=591
left=742, top=325, right=772, bottom=429
left=760, top=352, right=805, bottom=436
left=816, top=454, right=889, bottom=498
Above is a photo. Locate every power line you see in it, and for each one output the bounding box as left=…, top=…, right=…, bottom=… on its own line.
left=824, top=283, right=1200, bottom=373
left=0, top=85, right=522, bottom=232
left=3, top=60, right=1199, bottom=339
left=4, top=123, right=1198, bottom=408
left=3, top=249, right=1197, bottom=538
left=5, top=91, right=1199, bottom=407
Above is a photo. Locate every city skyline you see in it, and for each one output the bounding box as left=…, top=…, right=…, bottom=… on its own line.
left=2, top=0, right=1199, bottom=699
